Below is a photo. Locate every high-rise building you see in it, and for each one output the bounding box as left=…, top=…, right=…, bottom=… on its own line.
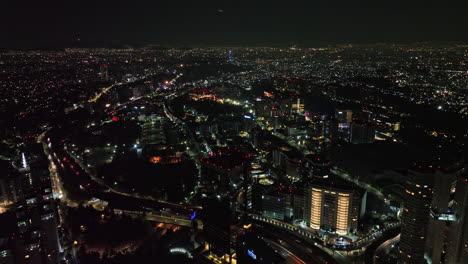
left=335, top=110, right=353, bottom=142
left=260, top=193, right=292, bottom=221
left=335, top=110, right=352, bottom=130
left=99, top=64, right=109, bottom=81
left=323, top=118, right=338, bottom=144
left=227, top=50, right=234, bottom=62
left=304, top=178, right=364, bottom=235
left=291, top=98, right=304, bottom=114
left=350, top=121, right=375, bottom=144
left=202, top=198, right=233, bottom=261
left=303, top=154, right=331, bottom=179
left=425, top=168, right=457, bottom=263
left=0, top=186, right=60, bottom=264
left=399, top=164, right=434, bottom=264
left=445, top=168, right=468, bottom=264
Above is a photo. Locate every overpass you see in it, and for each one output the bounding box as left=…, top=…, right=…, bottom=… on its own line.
left=113, top=209, right=202, bottom=229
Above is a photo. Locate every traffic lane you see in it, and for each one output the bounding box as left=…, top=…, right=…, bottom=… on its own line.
left=373, top=234, right=399, bottom=264
left=49, top=140, right=196, bottom=217
left=255, top=224, right=338, bottom=264
left=263, top=238, right=307, bottom=264
left=262, top=228, right=335, bottom=264
left=364, top=229, right=400, bottom=264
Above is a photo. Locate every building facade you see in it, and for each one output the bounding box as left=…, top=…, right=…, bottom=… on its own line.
left=305, top=183, right=362, bottom=235
left=399, top=166, right=434, bottom=264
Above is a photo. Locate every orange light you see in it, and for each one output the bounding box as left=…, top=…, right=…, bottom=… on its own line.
left=149, top=156, right=162, bottom=164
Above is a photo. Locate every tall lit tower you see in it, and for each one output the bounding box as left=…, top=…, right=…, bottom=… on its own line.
left=21, top=152, right=28, bottom=169
left=305, top=179, right=363, bottom=235
left=227, top=50, right=234, bottom=62
left=399, top=163, right=434, bottom=264
left=100, top=64, right=109, bottom=81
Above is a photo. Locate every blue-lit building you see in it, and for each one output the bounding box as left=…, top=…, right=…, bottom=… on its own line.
left=227, top=50, right=234, bottom=62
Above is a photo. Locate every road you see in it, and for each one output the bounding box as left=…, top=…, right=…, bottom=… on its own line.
left=263, top=238, right=308, bottom=264
left=113, top=209, right=195, bottom=228
left=44, top=135, right=200, bottom=228
left=373, top=234, right=399, bottom=264
left=363, top=229, right=400, bottom=264
left=251, top=219, right=345, bottom=264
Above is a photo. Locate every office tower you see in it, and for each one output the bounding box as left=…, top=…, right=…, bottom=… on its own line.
left=0, top=186, right=60, bottom=264
left=260, top=193, right=292, bottom=221
left=272, top=149, right=301, bottom=180
left=303, top=154, right=331, bottom=179
left=335, top=110, right=353, bottom=142
left=323, top=118, right=338, bottom=144
left=399, top=164, right=434, bottom=264
left=202, top=198, right=233, bottom=262
left=99, top=64, right=109, bottom=81
left=305, top=179, right=363, bottom=235
left=292, top=192, right=305, bottom=221
left=227, top=50, right=233, bottom=62
left=350, top=121, right=376, bottom=144
left=425, top=169, right=457, bottom=263
left=291, top=98, right=304, bottom=114
left=445, top=169, right=468, bottom=264
left=335, top=110, right=352, bottom=129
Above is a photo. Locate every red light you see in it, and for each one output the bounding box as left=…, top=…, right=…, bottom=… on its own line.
left=112, top=116, right=119, bottom=122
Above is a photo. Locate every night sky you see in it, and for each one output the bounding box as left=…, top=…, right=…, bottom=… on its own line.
left=2, top=0, right=468, bottom=48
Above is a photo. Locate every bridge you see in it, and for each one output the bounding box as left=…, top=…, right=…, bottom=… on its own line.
left=114, top=209, right=202, bottom=229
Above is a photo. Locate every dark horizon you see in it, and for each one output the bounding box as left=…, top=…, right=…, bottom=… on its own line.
left=3, top=0, right=468, bottom=49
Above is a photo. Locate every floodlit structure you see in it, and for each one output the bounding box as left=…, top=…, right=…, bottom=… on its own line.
left=306, top=182, right=363, bottom=235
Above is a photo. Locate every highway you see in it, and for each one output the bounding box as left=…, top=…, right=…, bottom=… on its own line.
left=373, top=234, right=400, bottom=264
left=263, top=238, right=308, bottom=264
left=113, top=209, right=196, bottom=228
left=251, top=219, right=345, bottom=264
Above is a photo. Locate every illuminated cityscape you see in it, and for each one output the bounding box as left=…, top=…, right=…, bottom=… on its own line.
left=1, top=1, right=468, bottom=264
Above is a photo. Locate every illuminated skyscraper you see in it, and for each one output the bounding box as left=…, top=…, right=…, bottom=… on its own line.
left=227, top=50, right=234, bottom=62
left=305, top=179, right=363, bottom=235
left=0, top=186, right=60, bottom=264
left=291, top=98, right=304, bottom=114
left=399, top=164, right=434, bottom=264
left=335, top=110, right=352, bottom=130
left=335, top=110, right=353, bottom=141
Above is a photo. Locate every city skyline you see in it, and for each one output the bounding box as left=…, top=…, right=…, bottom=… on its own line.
left=1, top=2, right=468, bottom=264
